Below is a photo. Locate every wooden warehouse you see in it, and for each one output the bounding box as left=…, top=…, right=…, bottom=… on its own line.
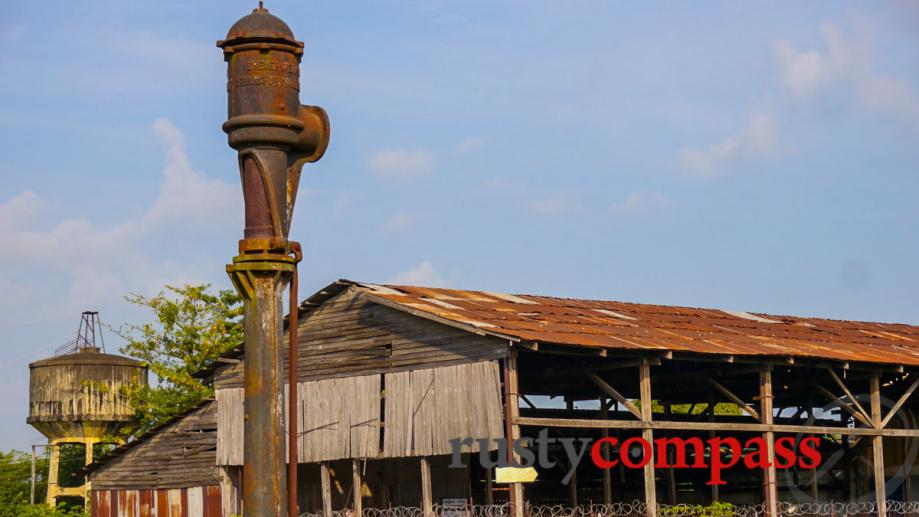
left=88, top=279, right=919, bottom=517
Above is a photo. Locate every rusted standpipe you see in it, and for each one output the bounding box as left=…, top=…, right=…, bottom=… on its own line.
left=288, top=242, right=302, bottom=517
left=219, top=4, right=329, bottom=516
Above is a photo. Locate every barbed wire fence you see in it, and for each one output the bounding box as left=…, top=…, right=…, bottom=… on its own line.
left=299, top=500, right=919, bottom=517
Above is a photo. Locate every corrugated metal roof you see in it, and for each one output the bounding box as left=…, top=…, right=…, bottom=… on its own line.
left=351, top=281, right=919, bottom=367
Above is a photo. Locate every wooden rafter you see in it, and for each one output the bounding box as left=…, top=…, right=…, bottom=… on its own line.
left=824, top=368, right=872, bottom=424
left=707, top=378, right=760, bottom=421
left=814, top=384, right=873, bottom=428
left=881, top=376, right=919, bottom=429
left=588, top=372, right=642, bottom=419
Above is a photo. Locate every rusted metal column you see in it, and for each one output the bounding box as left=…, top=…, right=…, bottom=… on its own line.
left=218, top=4, right=329, bottom=516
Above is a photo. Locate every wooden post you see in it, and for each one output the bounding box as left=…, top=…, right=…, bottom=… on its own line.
left=569, top=467, right=578, bottom=507
left=843, top=435, right=853, bottom=502
left=353, top=459, right=363, bottom=517
left=600, top=398, right=613, bottom=505
left=421, top=456, right=433, bottom=517
left=871, top=372, right=887, bottom=516
left=806, top=395, right=818, bottom=503
left=708, top=392, right=718, bottom=503
left=320, top=462, right=332, bottom=517
left=665, top=405, right=676, bottom=505
left=485, top=467, right=494, bottom=505
left=760, top=368, right=778, bottom=517
left=30, top=445, right=36, bottom=505
left=639, top=359, right=657, bottom=517
left=503, top=350, right=524, bottom=517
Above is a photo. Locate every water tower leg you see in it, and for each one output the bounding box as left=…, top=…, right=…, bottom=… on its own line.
left=31, top=445, right=36, bottom=505
left=84, top=436, right=95, bottom=509
left=46, top=441, right=60, bottom=506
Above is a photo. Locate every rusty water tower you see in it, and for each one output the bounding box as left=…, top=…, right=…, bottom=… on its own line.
left=27, top=311, right=147, bottom=506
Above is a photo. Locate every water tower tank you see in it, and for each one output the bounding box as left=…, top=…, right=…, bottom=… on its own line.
left=27, top=311, right=148, bottom=507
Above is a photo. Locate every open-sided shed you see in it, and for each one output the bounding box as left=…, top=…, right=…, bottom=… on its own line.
left=89, top=279, right=919, bottom=517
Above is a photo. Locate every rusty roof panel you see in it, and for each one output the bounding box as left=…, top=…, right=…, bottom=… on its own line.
left=349, top=282, right=919, bottom=367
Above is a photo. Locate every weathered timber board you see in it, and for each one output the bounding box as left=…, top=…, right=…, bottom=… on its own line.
left=89, top=402, right=219, bottom=490
left=216, top=361, right=503, bottom=464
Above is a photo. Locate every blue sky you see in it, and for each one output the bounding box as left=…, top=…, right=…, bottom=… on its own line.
left=2, top=1, right=918, bottom=449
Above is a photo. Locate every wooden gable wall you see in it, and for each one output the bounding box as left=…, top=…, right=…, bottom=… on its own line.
left=212, top=286, right=509, bottom=389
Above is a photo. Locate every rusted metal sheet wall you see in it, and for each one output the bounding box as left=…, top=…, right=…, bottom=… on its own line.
left=91, top=486, right=222, bottom=517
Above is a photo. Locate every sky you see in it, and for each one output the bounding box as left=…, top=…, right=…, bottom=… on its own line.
left=1, top=1, right=919, bottom=450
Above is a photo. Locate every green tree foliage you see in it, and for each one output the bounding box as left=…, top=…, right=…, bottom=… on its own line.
left=0, top=450, right=85, bottom=517
left=116, top=284, right=243, bottom=438
left=660, top=502, right=736, bottom=516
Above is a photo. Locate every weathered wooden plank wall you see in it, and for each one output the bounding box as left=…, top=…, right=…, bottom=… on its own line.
left=216, top=361, right=503, bottom=465
left=212, top=287, right=507, bottom=389
left=90, top=486, right=222, bottom=517
left=384, top=361, right=504, bottom=457
left=90, top=402, right=220, bottom=490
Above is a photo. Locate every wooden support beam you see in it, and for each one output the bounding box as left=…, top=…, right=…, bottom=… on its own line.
left=352, top=459, right=363, bottom=517
left=513, top=415, right=919, bottom=436
left=811, top=467, right=819, bottom=503
left=760, top=369, right=778, bottom=517
left=421, top=457, right=433, bottom=517
left=320, top=462, right=332, bottom=517
left=536, top=358, right=663, bottom=378
left=708, top=378, right=760, bottom=421
left=568, top=467, right=578, bottom=507
left=871, top=373, right=887, bottom=517
left=504, top=352, right=524, bottom=517
left=814, top=384, right=874, bottom=428
left=665, top=405, right=676, bottom=505
left=589, top=372, right=642, bottom=419
left=708, top=392, right=718, bottom=503
left=881, top=376, right=919, bottom=429
left=655, top=365, right=765, bottom=385
left=601, top=398, right=613, bottom=505
left=825, top=368, right=872, bottom=424
left=640, top=359, right=657, bottom=517
left=485, top=467, right=494, bottom=505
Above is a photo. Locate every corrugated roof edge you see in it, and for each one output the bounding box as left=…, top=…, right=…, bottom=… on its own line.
left=192, top=278, right=919, bottom=381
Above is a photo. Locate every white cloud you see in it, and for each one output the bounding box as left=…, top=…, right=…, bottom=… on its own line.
left=773, top=19, right=919, bottom=119
left=334, top=193, right=355, bottom=216
left=455, top=137, right=487, bottom=154
left=678, top=14, right=919, bottom=180
left=143, top=119, right=237, bottom=229
left=0, top=119, right=239, bottom=311
left=677, top=113, right=779, bottom=178
left=388, top=260, right=445, bottom=286
left=381, top=212, right=415, bottom=235
left=610, top=192, right=670, bottom=217
left=527, top=195, right=584, bottom=216
left=368, top=149, right=433, bottom=182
